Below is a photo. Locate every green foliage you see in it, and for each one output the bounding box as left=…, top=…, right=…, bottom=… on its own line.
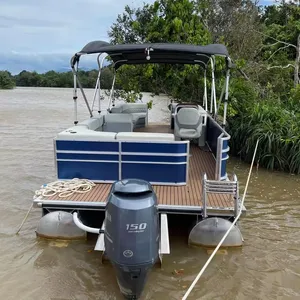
left=13, top=68, right=114, bottom=89
left=229, top=99, right=300, bottom=174
left=109, top=0, right=211, bottom=102
left=108, top=0, right=300, bottom=173
left=0, top=71, right=15, bottom=89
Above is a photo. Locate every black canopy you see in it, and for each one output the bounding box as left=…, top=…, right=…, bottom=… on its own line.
left=74, top=40, right=229, bottom=69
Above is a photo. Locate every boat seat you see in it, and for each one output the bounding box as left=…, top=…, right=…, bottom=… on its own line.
left=116, top=132, right=175, bottom=141
left=174, top=107, right=202, bottom=140
left=110, top=103, right=148, bottom=128
left=78, top=115, right=104, bottom=131
left=103, top=113, right=133, bottom=133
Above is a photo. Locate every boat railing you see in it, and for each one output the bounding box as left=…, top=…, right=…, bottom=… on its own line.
left=216, top=133, right=230, bottom=180
left=206, top=115, right=230, bottom=180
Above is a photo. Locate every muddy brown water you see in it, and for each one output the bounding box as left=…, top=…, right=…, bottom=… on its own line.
left=0, top=87, right=299, bottom=300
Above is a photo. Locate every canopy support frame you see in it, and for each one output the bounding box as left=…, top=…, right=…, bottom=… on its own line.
left=209, top=57, right=217, bottom=115
left=71, top=55, right=93, bottom=120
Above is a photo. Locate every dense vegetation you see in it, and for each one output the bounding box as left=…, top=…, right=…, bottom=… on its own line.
left=107, top=0, right=300, bottom=174
left=0, top=71, right=15, bottom=89
left=12, top=68, right=114, bottom=89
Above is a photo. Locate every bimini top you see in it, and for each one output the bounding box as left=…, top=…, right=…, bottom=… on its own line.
left=72, top=40, right=230, bottom=69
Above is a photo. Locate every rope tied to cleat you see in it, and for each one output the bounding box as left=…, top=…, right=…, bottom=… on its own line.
left=34, top=178, right=96, bottom=198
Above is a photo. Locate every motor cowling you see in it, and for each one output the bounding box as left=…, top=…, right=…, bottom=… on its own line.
left=105, top=179, right=159, bottom=299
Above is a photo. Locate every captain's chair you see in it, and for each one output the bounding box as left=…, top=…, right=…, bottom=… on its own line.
left=174, top=107, right=202, bottom=140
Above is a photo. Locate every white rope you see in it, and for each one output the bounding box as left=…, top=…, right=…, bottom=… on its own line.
left=182, top=139, right=259, bottom=300
left=16, top=203, right=34, bottom=234
left=34, top=178, right=96, bottom=198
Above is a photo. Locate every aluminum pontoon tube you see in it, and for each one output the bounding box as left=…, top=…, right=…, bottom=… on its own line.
left=73, top=212, right=101, bottom=234
left=36, top=211, right=86, bottom=239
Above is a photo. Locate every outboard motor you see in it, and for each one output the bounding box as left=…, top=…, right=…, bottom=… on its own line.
left=105, top=179, right=159, bottom=299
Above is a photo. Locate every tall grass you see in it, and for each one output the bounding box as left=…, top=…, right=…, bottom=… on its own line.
left=229, top=100, right=300, bottom=174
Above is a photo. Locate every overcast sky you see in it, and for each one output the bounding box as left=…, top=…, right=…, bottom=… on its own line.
left=0, top=0, right=272, bottom=74
left=0, top=0, right=153, bottom=73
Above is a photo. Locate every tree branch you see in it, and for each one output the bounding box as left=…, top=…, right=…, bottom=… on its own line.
left=254, top=29, right=297, bottom=49
left=237, top=67, right=250, bottom=81
left=267, top=44, right=291, bottom=61
left=267, top=64, right=295, bottom=70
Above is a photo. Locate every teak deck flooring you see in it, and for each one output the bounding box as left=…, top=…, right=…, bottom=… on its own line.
left=39, top=124, right=234, bottom=209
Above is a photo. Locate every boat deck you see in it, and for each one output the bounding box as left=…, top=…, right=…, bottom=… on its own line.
left=34, top=124, right=243, bottom=216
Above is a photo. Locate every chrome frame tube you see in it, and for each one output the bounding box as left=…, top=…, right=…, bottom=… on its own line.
left=91, top=54, right=102, bottom=113
left=215, top=134, right=223, bottom=180
left=203, top=69, right=208, bottom=111
left=108, top=72, right=116, bottom=108
left=71, top=55, right=93, bottom=118
left=76, top=77, right=93, bottom=117
left=98, top=53, right=109, bottom=112
left=71, top=58, right=78, bottom=125
left=91, top=70, right=101, bottom=112
left=216, top=81, right=226, bottom=118
left=210, top=57, right=217, bottom=115
left=223, top=68, right=230, bottom=126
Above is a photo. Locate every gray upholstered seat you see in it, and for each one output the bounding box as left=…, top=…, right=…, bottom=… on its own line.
left=103, top=113, right=133, bottom=132
left=110, top=102, right=148, bottom=128
left=174, top=107, right=202, bottom=140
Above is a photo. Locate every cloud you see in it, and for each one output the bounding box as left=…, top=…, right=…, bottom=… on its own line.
left=0, top=52, right=102, bottom=74
left=0, top=0, right=154, bottom=72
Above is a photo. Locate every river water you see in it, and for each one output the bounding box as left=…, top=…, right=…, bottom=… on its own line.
left=0, top=87, right=299, bottom=300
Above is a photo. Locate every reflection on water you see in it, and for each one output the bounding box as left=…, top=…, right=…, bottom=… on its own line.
left=0, top=87, right=299, bottom=299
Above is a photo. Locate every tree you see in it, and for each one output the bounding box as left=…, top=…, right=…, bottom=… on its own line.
left=107, top=0, right=300, bottom=173
left=108, top=0, right=212, bottom=101
left=260, top=2, right=300, bottom=87
left=0, top=71, right=15, bottom=89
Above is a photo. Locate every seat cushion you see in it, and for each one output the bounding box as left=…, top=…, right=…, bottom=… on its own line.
left=103, top=113, right=133, bottom=133
left=78, top=116, right=103, bottom=130
left=131, top=113, right=146, bottom=125
left=116, top=132, right=175, bottom=141
left=105, top=113, right=133, bottom=123
left=178, top=128, right=199, bottom=138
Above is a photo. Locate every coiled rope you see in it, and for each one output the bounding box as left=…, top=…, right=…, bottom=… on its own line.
left=34, top=178, right=96, bottom=198
left=182, top=139, right=259, bottom=300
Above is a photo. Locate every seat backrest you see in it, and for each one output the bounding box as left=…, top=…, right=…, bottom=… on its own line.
left=175, top=107, right=202, bottom=128
left=122, top=103, right=148, bottom=114
left=78, top=115, right=104, bottom=131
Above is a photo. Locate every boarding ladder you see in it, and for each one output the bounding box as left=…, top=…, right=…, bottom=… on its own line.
left=202, top=173, right=239, bottom=218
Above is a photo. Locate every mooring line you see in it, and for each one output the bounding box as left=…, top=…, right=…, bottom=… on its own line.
left=182, top=139, right=259, bottom=300
left=16, top=203, right=34, bottom=235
